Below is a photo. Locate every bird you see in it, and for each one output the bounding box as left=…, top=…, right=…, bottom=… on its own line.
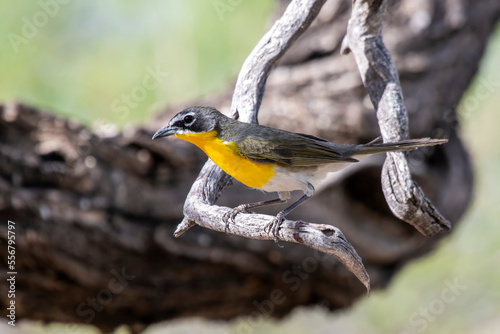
left=152, top=106, right=447, bottom=242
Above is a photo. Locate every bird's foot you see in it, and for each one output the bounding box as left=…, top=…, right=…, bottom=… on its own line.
left=265, top=212, right=286, bottom=246
left=223, top=204, right=250, bottom=234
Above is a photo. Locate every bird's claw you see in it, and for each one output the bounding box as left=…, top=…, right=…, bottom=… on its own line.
left=223, top=204, right=250, bottom=234
left=224, top=206, right=286, bottom=247
left=265, top=212, right=285, bottom=246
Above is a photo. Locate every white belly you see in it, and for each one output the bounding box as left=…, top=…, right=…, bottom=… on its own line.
left=260, top=161, right=355, bottom=194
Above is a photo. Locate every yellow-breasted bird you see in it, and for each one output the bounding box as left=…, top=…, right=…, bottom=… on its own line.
left=153, top=106, right=447, bottom=242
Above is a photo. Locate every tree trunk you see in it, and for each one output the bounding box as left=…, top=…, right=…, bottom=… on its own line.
left=1, top=0, right=497, bottom=332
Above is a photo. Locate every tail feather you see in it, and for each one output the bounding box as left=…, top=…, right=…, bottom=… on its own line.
left=353, top=138, right=448, bottom=156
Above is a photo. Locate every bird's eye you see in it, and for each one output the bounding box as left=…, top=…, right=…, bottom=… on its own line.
left=183, top=115, right=194, bottom=125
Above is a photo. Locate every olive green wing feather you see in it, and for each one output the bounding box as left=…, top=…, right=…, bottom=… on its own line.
left=234, top=130, right=357, bottom=167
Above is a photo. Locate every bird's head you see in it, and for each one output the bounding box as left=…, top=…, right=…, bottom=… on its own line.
left=152, top=106, right=223, bottom=140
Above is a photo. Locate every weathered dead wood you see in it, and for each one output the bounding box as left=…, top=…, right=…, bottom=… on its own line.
left=179, top=160, right=370, bottom=292
left=341, top=0, right=450, bottom=236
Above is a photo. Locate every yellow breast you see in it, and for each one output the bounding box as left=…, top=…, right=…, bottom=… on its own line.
left=175, top=130, right=275, bottom=188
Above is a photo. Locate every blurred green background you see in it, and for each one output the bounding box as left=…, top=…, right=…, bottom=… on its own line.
left=0, top=0, right=274, bottom=128
left=1, top=1, right=499, bottom=333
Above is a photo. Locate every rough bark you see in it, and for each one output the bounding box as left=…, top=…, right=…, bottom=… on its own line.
left=1, top=0, right=497, bottom=331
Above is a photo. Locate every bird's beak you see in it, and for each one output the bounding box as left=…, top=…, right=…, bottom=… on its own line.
left=152, top=125, right=178, bottom=140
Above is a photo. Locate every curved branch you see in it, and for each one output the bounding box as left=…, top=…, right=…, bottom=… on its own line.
left=177, top=160, right=370, bottom=293
left=178, top=0, right=371, bottom=291
left=341, top=0, right=451, bottom=236
left=230, top=0, right=327, bottom=123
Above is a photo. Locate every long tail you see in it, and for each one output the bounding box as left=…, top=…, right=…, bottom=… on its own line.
left=352, top=137, right=448, bottom=156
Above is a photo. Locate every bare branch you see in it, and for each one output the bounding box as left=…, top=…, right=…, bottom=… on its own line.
left=182, top=164, right=370, bottom=293
left=341, top=0, right=451, bottom=236
left=230, top=0, right=327, bottom=123
left=177, top=0, right=370, bottom=290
